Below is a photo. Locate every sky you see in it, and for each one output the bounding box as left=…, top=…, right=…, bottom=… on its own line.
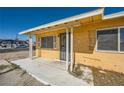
left=0, top=7, right=124, bottom=40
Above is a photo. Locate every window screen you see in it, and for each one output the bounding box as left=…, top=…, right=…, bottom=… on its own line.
left=41, top=37, right=47, bottom=48
left=41, top=36, right=56, bottom=48
left=97, top=29, right=118, bottom=51
left=47, top=36, right=53, bottom=48
left=120, top=28, right=124, bottom=51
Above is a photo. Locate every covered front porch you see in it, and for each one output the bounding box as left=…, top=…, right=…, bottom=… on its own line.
left=35, top=27, right=74, bottom=71
left=26, top=9, right=104, bottom=72
left=11, top=57, right=91, bottom=86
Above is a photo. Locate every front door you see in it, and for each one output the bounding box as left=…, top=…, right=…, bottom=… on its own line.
left=60, top=33, right=66, bottom=61
left=60, top=33, right=70, bottom=61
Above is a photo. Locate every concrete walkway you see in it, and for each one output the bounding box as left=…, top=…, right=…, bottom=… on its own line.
left=11, top=57, right=90, bottom=86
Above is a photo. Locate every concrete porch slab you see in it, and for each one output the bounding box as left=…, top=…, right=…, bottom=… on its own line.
left=11, top=57, right=91, bottom=86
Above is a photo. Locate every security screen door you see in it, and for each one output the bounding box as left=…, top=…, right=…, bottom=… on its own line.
left=60, top=33, right=66, bottom=61
left=60, top=32, right=71, bottom=61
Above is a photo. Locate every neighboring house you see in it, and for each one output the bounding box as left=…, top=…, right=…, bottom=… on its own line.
left=15, top=39, right=29, bottom=48
left=0, top=39, right=17, bottom=48
left=19, top=8, right=124, bottom=73
left=0, top=39, right=29, bottom=49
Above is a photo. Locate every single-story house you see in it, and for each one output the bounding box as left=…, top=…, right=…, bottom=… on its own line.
left=19, top=8, right=124, bottom=73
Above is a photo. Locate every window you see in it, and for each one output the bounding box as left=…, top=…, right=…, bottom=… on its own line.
left=41, top=36, right=56, bottom=49
left=41, top=37, right=47, bottom=48
left=120, top=28, right=124, bottom=51
left=97, top=29, right=118, bottom=51
left=97, top=27, right=124, bottom=53
left=47, top=36, right=53, bottom=48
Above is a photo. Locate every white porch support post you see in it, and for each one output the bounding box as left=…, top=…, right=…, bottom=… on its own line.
left=29, top=34, right=33, bottom=59
left=70, top=27, right=74, bottom=72
left=66, top=28, right=69, bottom=71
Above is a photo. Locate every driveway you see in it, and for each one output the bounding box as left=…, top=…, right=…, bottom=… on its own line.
left=11, top=57, right=91, bottom=86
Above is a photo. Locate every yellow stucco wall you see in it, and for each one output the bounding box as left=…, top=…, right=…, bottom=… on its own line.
left=74, top=17, right=124, bottom=73
left=35, top=16, right=124, bottom=73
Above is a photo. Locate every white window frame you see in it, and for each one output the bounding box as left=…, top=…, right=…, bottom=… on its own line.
left=119, top=26, right=124, bottom=53
left=96, top=26, right=124, bottom=54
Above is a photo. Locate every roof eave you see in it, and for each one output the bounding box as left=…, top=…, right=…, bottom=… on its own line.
left=103, top=11, right=124, bottom=20
left=19, top=8, right=104, bottom=35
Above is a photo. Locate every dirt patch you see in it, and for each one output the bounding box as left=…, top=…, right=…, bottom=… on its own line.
left=0, top=65, right=9, bottom=70
left=0, top=60, right=44, bottom=86
left=71, top=64, right=94, bottom=85
left=0, top=48, right=28, bottom=53
left=92, top=68, right=124, bottom=86
left=0, top=50, right=44, bottom=86
left=73, top=64, right=124, bottom=86
left=0, top=49, right=35, bottom=61
left=0, top=68, right=44, bottom=86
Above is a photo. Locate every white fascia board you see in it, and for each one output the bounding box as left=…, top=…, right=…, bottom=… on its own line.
left=103, top=11, right=124, bottom=20
left=19, top=8, right=104, bottom=35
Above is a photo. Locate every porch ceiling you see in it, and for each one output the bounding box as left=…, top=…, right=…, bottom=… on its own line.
left=34, top=14, right=103, bottom=34
left=24, top=14, right=103, bottom=35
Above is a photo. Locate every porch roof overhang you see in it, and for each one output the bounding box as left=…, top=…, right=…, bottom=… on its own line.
left=19, top=8, right=124, bottom=35
left=19, top=8, right=104, bottom=35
